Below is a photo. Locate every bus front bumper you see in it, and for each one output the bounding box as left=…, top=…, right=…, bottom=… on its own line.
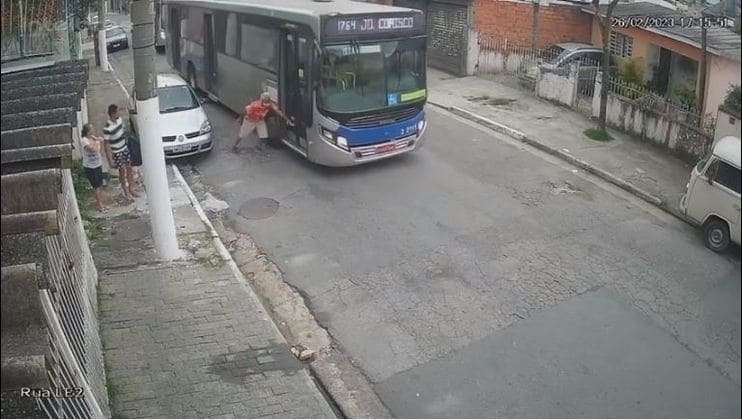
left=309, top=120, right=428, bottom=167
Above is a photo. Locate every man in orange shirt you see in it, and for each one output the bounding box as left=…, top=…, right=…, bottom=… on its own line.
left=233, top=92, right=288, bottom=152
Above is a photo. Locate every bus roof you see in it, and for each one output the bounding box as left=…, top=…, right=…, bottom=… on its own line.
left=713, top=136, right=741, bottom=168
left=161, top=0, right=419, bottom=25
left=162, top=0, right=422, bottom=38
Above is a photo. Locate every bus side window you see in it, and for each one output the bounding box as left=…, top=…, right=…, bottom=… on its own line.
left=225, top=13, right=238, bottom=57
left=214, top=12, right=227, bottom=54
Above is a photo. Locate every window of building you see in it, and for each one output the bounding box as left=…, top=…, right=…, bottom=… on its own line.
left=225, top=13, right=238, bottom=57
left=239, top=21, right=277, bottom=72
left=610, top=32, right=633, bottom=58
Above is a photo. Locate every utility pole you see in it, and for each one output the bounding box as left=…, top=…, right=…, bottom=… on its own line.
left=97, top=0, right=109, bottom=70
left=131, top=0, right=180, bottom=260
left=531, top=0, right=540, bottom=49
left=698, top=9, right=708, bottom=125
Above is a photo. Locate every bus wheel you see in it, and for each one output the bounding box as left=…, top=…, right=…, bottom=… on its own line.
left=703, top=218, right=730, bottom=252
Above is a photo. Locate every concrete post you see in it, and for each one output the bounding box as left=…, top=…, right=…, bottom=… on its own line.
left=131, top=0, right=180, bottom=260
left=698, top=10, right=708, bottom=122
left=97, top=0, right=109, bottom=71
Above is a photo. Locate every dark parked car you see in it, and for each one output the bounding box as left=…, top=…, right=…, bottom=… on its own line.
left=105, top=26, right=128, bottom=52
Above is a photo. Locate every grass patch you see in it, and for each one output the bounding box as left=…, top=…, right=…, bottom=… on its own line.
left=584, top=128, right=613, bottom=142
left=71, top=161, right=104, bottom=240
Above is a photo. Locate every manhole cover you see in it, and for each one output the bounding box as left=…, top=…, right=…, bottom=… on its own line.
left=238, top=197, right=279, bottom=220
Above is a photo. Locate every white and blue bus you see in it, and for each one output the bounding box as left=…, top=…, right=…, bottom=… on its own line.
left=161, top=0, right=428, bottom=166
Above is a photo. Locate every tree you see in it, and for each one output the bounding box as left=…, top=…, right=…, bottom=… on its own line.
left=592, top=0, right=621, bottom=131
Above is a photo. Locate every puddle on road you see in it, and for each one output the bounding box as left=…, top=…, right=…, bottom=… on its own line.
left=466, top=95, right=518, bottom=107
left=206, top=341, right=301, bottom=386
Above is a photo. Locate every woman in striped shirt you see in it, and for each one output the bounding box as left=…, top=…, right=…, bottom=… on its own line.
left=104, top=104, right=139, bottom=201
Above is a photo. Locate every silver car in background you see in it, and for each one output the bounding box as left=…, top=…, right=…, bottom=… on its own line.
left=105, top=26, right=128, bottom=52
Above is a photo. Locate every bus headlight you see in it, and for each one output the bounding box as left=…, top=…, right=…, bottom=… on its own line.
left=320, top=127, right=349, bottom=151
left=200, top=120, right=212, bottom=134
left=417, top=120, right=425, bottom=133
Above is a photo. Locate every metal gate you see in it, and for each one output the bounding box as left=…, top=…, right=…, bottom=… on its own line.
left=1, top=0, right=63, bottom=62
left=426, top=0, right=469, bottom=76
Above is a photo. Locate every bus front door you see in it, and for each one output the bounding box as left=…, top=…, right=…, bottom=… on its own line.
left=280, top=31, right=311, bottom=154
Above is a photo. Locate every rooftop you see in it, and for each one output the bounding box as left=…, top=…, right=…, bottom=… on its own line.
left=583, top=2, right=742, bottom=62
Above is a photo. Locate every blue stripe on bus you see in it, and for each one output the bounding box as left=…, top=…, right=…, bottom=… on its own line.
left=336, top=110, right=424, bottom=147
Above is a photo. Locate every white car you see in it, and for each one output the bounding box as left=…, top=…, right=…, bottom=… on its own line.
left=129, top=74, right=213, bottom=158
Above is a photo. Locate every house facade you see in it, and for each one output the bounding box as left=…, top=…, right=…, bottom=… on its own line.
left=365, top=0, right=596, bottom=75
left=584, top=3, right=740, bottom=116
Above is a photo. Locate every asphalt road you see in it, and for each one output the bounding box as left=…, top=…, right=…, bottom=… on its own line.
left=103, top=16, right=741, bottom=417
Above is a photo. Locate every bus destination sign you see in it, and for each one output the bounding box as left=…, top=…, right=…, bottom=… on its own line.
left=324, top=14, right=424, bottom=38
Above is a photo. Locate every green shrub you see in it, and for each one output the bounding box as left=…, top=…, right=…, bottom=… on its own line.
left=584, top=128, right=613, bottom=141
left=619, top=58, right=645, bottom=87
left=721, top=84, right=741, bottom=117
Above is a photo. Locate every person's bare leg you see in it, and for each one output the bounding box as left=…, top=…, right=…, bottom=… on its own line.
left=126, top=166, right=139, bottom=197
left=94, top=188, right=106, bottom=211
left=118, top=167, right=132, bottom=200
left=233, top=119, right=244, bottom=151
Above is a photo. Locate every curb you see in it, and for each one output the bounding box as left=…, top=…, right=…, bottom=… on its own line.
left=171, top=165, right=340, bottom=417
left=172, top=165, right=390, bottom=419
left=429, top=101, right=670, bottom=210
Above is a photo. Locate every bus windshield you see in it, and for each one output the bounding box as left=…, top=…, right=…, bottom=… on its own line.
left=319, top=37, right=426, bottom=114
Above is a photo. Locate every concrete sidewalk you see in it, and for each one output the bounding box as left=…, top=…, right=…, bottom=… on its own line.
left=90, top=170, right=336, bottom=418
left=83, top=55, right=335, bottom=418
left=427, top=68, right=695, bottom=216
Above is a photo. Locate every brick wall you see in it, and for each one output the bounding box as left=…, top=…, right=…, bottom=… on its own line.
left=474, top=0, right=592, bottom=48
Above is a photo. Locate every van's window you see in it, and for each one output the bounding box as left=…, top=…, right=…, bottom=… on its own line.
left=713, top=160, right=741, bottom=193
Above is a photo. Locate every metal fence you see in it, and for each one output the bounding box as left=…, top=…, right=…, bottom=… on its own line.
left=476, top=36, right=562, bottom=89
left=603, top=75, right=713, bottom=131
left=40, top=169, right=110, bottom=418
left=476, top=36, right=601, bottom=114
left=1, top=0, right=63, bottom=62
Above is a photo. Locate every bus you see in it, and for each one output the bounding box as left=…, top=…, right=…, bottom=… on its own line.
left=161, top=0, right=428, bottom=166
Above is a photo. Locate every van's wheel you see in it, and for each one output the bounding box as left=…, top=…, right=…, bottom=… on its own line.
left=703, top=218, right=730, bottom=252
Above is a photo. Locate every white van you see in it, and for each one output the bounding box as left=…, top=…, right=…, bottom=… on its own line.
left=679, top=136, right=741, bottom=252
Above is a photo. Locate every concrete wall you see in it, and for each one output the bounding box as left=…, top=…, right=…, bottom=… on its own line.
left=477, top=48, right=534, bottom=74
left=475, top=0, right=591, bottom=48
left=592, top=78, right=713, bottom=162
left=715, top=109, right=742, bottom=142
left=536, top=66, right=578, bottom=108
left=705, top=55, right=742, bottom=117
